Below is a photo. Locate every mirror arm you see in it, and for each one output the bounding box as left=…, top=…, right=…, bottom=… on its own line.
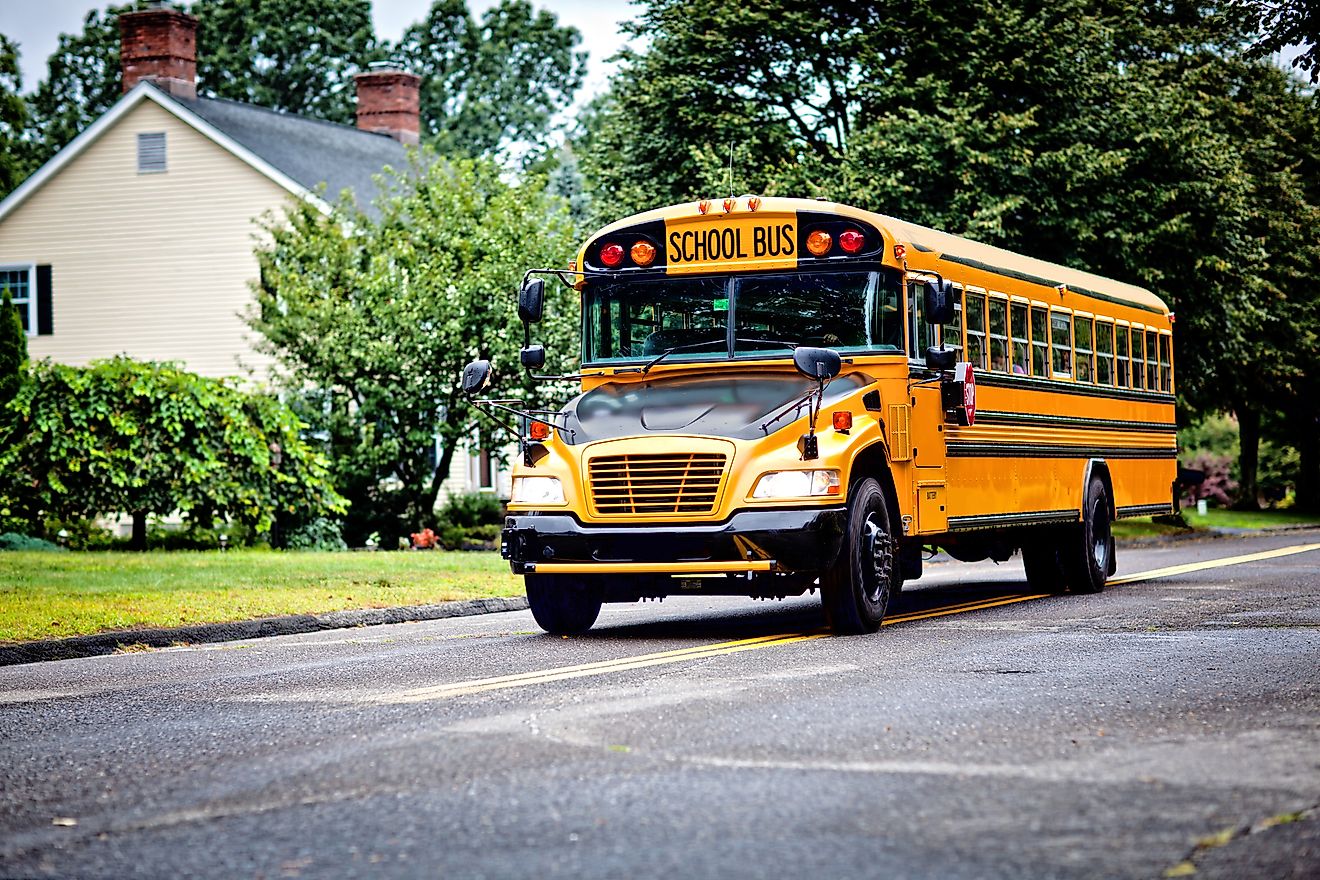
left=522, top=266, right=617, bottom=290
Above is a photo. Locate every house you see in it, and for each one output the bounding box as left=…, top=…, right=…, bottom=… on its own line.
left=0, top=4, right=507, bottom=503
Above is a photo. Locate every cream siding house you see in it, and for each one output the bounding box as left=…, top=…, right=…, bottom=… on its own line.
left=0, top=15, right=510, bottom=505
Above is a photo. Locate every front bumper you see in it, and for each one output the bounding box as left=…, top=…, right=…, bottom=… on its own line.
left=500, top=506, right=848, bottom=575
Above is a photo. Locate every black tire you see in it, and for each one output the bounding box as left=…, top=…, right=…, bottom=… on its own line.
left=821, top=477, right=898, bottom=634
left=1021, top=536, right=1069, bottom=594
left=525, top=573, right=604, bottom=634
left=1064, top=475, right=1113, bottom=594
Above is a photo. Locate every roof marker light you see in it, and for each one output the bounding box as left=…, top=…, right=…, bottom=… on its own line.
left=529, top=421, right=550, bottom=441
left=893, top=244, right=907, bottom=261
left=698, top=200, right=711, bottom=215
left=722, top=197, right=736, bottom=214
left=747, top=196, right=762, bottom=212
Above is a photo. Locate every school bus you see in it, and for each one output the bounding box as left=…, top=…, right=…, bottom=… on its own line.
left=460, top=196, right=1177, bottom=635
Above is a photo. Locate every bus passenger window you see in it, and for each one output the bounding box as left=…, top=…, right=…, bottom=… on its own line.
left=1075, top=316, right=1094, bottom=383
left=1131, top=328, right=1145, bottom=389
left=1011, top=302, right=1029, bottom=374
left=1051, top=310, right=1072, bottom=378
left=989, top=297, right=1008, bottom=372
left=1159, top=332, right=1172, bottom=392
left=1146, top=330, right=1159, bottom=390
left=942, top=287, right=964, bottom=356
left=1116, top=326, right=1130, bottom=387
left=1030, top=306, right=1048, bottom=377
left=966, top=292, right=987, bottom=369
left=1095, top=320, right=1114, bottom=385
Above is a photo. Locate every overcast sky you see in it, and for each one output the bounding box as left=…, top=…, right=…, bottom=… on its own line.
left=0, top=0, right=638, bottom=99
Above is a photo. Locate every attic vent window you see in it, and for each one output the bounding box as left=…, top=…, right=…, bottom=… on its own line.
left=137, top=132, right=167, bottom=173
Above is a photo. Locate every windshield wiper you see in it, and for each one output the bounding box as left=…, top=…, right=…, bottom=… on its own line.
left=634, top=338, right=799, bottom=375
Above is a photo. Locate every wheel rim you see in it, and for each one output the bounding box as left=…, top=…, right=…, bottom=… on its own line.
left=862, top=513, right=893, bottom=604
left=1090, top=497, right=1111, bottom=571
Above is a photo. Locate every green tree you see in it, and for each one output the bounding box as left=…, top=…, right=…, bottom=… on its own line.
left=249, top=154, right=578, bottom=546
left=1233, top=0, right=1320, bottom=82
left=0, top=288, right=26, bottom=409
left=391, top=0, right=586, bottom=160
left=193, top=0, right=381, bottom=125
left=0, top=33, right=30, bottom=198
left=0, top=357, right=345, bottom=549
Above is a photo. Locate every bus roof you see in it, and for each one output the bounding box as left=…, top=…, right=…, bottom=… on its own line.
left=597, top=197, right=1170, bottom=316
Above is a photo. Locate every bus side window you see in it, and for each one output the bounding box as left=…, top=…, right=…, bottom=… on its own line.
left=1095, top=320, right=1114, bottom=385
left=1131, top=327, right=1145, bottom=389
left=1030, top=305, right=1048, bottom=377
left=988, top=296, right=1008, bottom=372
left=1116, top=325, right=1130, bottom=387
left=1159, top=332, right=1172, bottom=392
left=1010, top=302, right=1029, bottom=374
left=1051, top=309, right=1072, bottom=378
left=966, top=291, right=987, bottom=370
left=1075, top=316, right=1093, bottom=383
left=942, top=286, right=964, bottom=356
left=1146, top=330, right=1159, bottom=390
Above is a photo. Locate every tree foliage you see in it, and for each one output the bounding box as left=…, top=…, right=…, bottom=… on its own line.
left=391, top=0, right=586, bottom=161
left=1234, top=0, right=1320, bottom=82
left=0, top=289, right=26, bottom=410
left=193, top=0, right=381, bottom=125
left=0, top=33, right=30, bottom=198
left=0, top=357, right=345, bottom=546
left=249, top=154, right=578, bottom=545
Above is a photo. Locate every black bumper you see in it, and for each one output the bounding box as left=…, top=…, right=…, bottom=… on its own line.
left=501, top=507, right=848, bottom=575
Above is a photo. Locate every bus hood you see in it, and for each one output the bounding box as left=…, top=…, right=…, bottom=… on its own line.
left=558, top=370, right=870, bottom=444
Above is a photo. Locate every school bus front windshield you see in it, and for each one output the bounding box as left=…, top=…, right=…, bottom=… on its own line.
left=584, top=269, right=905, bottom=364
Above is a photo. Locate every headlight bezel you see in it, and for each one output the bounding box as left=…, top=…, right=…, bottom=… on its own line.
left=749, top=469, right=841, bottom=500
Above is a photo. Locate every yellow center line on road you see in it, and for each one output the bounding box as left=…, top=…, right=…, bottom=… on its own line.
left=377, top=541, right=1320, bottom=704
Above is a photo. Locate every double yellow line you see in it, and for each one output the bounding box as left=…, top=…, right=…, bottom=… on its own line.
left=382, top=541, right=1320, bottom=704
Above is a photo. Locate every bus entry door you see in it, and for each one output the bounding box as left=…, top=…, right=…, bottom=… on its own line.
left=910, top=383, right=948, bottom=533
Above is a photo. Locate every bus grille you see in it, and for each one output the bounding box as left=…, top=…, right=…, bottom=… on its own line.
left=588, top=452, right=727, bottom=516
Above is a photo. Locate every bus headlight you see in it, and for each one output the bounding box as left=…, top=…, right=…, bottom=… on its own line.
left=750, top=469, right=841, bottom=499
left=510, top=476, right=566, bottom=505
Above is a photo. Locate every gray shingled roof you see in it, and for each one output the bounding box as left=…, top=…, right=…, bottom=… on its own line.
left=180, top=92, right=410, bottom=217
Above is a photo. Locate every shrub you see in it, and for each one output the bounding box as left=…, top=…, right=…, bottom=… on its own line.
left=44, top=517, right=118, bottom=550
left=439, top=492, right=504, bottom=529
left=437, top=524, right=467, bottom=550
left=0, top=532, right=64, bottom=552
left=284, top=517, right=348, bottom=551
left=465, top=523, right=501, bottom=542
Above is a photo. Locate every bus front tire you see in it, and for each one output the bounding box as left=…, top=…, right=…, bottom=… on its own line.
left=1064, top=476, right=1113, bottom=594
left=525, top=573, right=604, bottom=635
left=821, top=477, right=897, bottom=634
left=1022, top=540, right=1068, bottom=594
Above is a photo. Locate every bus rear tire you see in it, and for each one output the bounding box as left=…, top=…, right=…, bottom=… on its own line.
left=1064, top=476, right=1113, bottom=594
left=526, top=574, right=604, bottom=635
left=821, top=477, right=897, bottom=634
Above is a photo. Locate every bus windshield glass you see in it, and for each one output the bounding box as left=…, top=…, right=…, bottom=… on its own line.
left=583, top=270, right=902, bottom=364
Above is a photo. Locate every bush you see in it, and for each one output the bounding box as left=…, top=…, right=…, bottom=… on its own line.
left=0, top=532, right=65, bottom=552
left=283, top=517, right=348, bottom=551
left=44, top=517, right=118, bottom=550
left=466, top=523, right=501, bottom=542
left=144, top=522, right=254, bottom=551
left=439, top=492, right=504, bottom=529
left=437, top=524, right=468, bottom=551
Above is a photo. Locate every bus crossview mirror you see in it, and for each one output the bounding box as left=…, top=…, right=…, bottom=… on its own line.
left=460, top=359, right=493, bottom=397
left=923, top=279, right=956, bottom=325
left=520, top=345, right=546, bottom=370
left=518, top=278, right=545, bottom=324
left=792, top=346, right=842, bottom=381
left=925, top=347, right=957, bottom=371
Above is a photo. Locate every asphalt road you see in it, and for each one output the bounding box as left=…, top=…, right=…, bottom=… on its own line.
left=2, top=530, right=1318, bottom=879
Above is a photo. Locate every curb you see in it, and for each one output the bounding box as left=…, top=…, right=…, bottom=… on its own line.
left=0, top=596, right=530, bottom=668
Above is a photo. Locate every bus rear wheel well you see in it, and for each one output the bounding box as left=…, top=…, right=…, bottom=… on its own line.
left=1083, top=459, right=1115, bottom=518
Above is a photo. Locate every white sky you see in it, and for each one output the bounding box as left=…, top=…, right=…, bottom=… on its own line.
left=0, top=0, right=637, bottom=99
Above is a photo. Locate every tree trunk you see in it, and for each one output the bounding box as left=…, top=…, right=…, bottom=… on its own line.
left=1233, top=402, right=1261, bottom=510
left=1296, top=414, right=1320, bottom=513
left=130, top=512, right=148, bottom=551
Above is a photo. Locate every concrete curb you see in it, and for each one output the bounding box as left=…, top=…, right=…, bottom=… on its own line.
left=0, top=596, right=530, bottom=668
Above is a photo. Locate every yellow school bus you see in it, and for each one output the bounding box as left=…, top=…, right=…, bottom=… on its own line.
left=460, top=196, right=1176, bottom=635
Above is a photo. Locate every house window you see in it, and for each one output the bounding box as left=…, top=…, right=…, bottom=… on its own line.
left=0, top=265, right=35, bottom=335
left=470, top=447, right=495, bottom=491
left=138, top=132, right=167, bottom=173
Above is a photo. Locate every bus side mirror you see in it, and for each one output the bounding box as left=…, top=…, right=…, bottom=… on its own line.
left=461, top=359, right=493, bottom=397
left=520, top=345, right=546, bottom=370
left=924, top=280, right=955, bottom=325
left=518, top=278, right=545, bottom=324
left=793, top=346, right=842, bottom=381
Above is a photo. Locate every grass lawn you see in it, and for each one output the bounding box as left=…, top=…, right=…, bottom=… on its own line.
left=1112, top=506, right=1320, bottom=540
left=0, top=550, right=522, bottom=643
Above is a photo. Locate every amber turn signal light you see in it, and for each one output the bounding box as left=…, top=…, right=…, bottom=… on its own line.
left=631, top=240, right=657, bottom=267
left=529, top=421, right=551, bottom=441
left=806, top=230, right=832, bottom=256
left=832, top=411, right=853, bottom=431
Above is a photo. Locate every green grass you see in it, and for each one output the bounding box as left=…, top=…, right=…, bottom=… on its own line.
left=1113, top=506, right=1320, bottom=540
left=0, top=550, right=522, bottom=643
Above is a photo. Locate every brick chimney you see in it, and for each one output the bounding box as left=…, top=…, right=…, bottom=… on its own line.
left=354, top=66, right=421, bottom=145
left=120, top=3, right=197, bottom=99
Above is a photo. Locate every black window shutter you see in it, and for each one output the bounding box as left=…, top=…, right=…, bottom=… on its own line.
left=36, top=264, right=52, bottom=336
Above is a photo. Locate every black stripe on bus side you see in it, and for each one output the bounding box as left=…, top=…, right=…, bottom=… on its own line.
left=947, top=509, right=1080, bottom=531
left=1116, top=503, right=1176, bottom=518
left=938, top=254, right=1167, bottom=315
left=973, top=370, right=1175, bottom=404
left=947, top=443, right=1178, bottom=459
left=973, top=410, right=1178, bottom=434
